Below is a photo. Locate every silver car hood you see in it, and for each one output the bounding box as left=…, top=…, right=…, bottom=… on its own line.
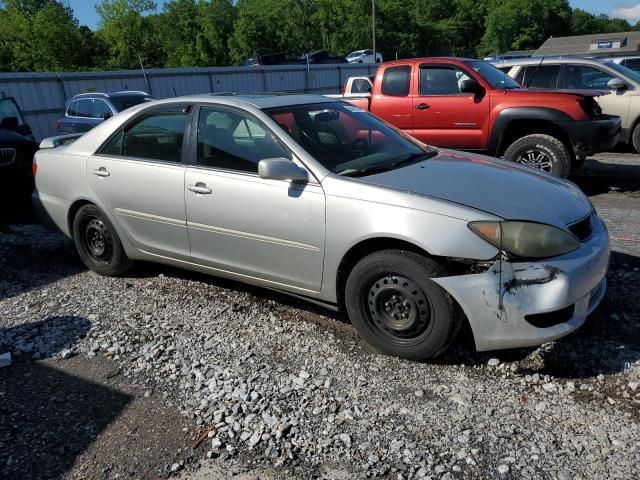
left=358, top=151, right=592, bottom=227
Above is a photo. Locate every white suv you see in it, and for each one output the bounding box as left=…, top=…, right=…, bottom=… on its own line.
left=346, top=49, right=383, bottom=64
left=494, top=57, right=640, bottom=153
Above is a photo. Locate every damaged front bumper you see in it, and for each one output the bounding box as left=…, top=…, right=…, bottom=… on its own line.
left=433, top=215, right=610, bottom=352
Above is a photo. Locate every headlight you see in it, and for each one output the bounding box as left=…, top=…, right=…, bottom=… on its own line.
left=468, top=221, right=579, bottom=259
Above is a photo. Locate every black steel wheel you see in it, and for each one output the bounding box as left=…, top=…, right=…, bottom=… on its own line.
left=345, top=250, right=462, bottom=360
left=73, top=204, right=132, bottom=276
left=82, top=217, right=113, bottom=265
left=364, top=274, right=434, bottom=343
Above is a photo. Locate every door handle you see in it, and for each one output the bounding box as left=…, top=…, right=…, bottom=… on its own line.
left=91, top=167, right=110, bottom=177
left=415, top=103, right=430, bottom=110
left=187, top=183, right=212, bottom=195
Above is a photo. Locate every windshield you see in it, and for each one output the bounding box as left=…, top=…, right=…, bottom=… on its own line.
left=0, top=98, right=24, bottom=125
left=465, top=60, right=521, bottom=89
left=603, top=61, right=640, bottom=84
left=265, top=102, right=436, bottom=177
left=347, top=52, right=360, bottom=58
left=109, top=95, right=154, bottom=112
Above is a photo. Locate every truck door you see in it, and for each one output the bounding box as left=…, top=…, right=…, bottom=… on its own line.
left=373, top=65, right=413, bottom=131
left=412, top=64, right=490, bottom=149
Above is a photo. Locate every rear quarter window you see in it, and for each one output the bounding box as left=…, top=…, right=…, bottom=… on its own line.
left=382, top=66, right=411, bottom=97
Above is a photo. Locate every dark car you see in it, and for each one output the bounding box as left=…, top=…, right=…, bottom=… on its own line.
left=242, top=52, right=305, bottom=67
left=301, top=51, right=349, bottom=64
left=56, top=91, right=154, bottom=134
left=0, top=95, right=38, bottom=191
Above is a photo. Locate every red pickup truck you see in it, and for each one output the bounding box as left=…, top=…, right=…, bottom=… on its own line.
left=340, top=58, right=621, bottom=177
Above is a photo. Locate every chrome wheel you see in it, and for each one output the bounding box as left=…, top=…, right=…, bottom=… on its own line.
left=363, top=274, right=432, bottom=343
left=517, top=149, right=552, bottom=172
left=82, top=217, right=113, bottom=265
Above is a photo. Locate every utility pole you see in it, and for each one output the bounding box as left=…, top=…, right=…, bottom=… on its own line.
left=372, top=0, right=376, bottom=61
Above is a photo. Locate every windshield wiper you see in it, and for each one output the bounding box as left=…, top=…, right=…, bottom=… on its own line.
left=339, top=165, right=394, bottom=177
left=390, top=151, right=437, bottom=168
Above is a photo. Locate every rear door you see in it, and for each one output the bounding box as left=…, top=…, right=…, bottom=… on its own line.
left=411, top=63, right=490, bottom=149
left=373, top=65, right=413, bottom=131
left=86, top=104, right=192, bottom=260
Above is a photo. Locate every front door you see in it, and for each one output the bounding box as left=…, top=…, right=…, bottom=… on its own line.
left=86, top=105, right=192, bottom=259
left=185, top=105, right=325, bottom=293
left=560, top=64, right=631, bottom=129
left=412, top=64, right=490, bottom=149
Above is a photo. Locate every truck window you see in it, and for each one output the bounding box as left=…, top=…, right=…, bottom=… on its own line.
left=382, top=66, right=411, bottom=97
left=419, top=66, right=471, bottom=95
left=524, top=65, right=560, bottom=88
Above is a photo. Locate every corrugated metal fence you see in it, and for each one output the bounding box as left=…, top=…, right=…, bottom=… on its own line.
left=0, top=63, right=378, bottom=141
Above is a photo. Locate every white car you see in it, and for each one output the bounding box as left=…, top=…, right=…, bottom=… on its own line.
left=346, top=49, right=383, bottom=64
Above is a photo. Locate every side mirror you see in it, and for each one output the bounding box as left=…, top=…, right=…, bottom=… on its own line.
left=0, top=116, right=19, bottom=129
left=258, top=158, right=308, bottom=183
left=460, top=79, right=485, bottom=96
left=607, top=77, right=626, bottom=91
left=101, top=112, right=113, bottom=120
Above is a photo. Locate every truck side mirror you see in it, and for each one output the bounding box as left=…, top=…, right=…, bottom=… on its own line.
left=460, top=79, right=485, bottom=96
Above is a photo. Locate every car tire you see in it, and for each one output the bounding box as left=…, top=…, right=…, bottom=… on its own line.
left=631, top=123, right=640, bottom=154
left=503, top=134, right=571, bottom=177
left=345, top=250, right=462, bottom=361
left=73, top=204, right=133, bottom=276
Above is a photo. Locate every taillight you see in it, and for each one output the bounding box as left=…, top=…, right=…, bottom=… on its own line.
left=55, top=119, right=60, bottom=130
left=32, top=158, right=37, bottom=177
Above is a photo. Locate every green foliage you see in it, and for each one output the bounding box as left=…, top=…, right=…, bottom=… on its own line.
left=0, top=0, right=638, bottom=72
left=480, top=0, right=571, bottom=55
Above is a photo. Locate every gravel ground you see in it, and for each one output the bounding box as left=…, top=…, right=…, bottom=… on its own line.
left=1, top=153, right=639, bottom=480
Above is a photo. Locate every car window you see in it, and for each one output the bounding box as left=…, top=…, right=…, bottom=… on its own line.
left=100, top=110, right=189, bottom=162
left=196, top=107, right=290, bottom=173
left=265, top=102, right=434, bottom=176
left=623, top=58, right=640, bottom=72
left=419, top=66, right=471, bottom=95
left=562, top=65, right=615, bottom=89
left=92, top=99, right=112, bottom=119
left=382, top=66, right=411, bottom=97
left=75, top=99, right=93, bottom=118
left=66, top=100, right=78, bottom=117
left=524, top=65, right=560, bottom=88
left=0, top=98, right=23, bottom=125
left=109, top=95, right=154, bottom=112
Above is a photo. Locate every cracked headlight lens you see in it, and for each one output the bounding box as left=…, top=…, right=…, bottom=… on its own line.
left=468, top=221, right=579, bottom=259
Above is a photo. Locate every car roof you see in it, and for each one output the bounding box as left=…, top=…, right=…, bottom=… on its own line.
left=492, top=56, right=605, bottom=67
left=381, top=57, right=480, bottom=67
left=70, top=91, right=151, bottom=100
left=152, top=93, right=336, bottom=110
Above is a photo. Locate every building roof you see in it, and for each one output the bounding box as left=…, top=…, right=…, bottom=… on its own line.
left=535, top=31, right=640, bottom=57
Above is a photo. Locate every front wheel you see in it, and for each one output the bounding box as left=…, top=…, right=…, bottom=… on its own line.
left=73, top=204, right=133, bottom=276
left=631, top=123, right=640, bottom=154
left=345, top=250, right=462, bottom=361
left=503, top=134, right=571, bottom=177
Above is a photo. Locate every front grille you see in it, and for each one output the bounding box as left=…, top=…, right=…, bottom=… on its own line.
left=0, top=147, right=16, bottom=166
left=568, top=214, right=593, bottom=241
left=525, top=304, right=575, bottom=328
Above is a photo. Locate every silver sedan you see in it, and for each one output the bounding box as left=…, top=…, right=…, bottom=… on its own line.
left=32, top=94, right=609, bottom=360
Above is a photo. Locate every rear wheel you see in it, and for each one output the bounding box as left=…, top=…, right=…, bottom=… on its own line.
left=503, top=134, right=571, bottom=177
left=631, top=123, right=640, bottom=154
left=73, top=204, right=132, bottom=276
left=345, top=250, right=462, bottom=361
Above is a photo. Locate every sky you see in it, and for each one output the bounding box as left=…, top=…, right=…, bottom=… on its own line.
left=66, top=0, right=640, bottom=30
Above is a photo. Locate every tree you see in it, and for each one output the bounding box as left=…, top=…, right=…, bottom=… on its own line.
left=480, top=0, right=571, bottom=55
left=96, top=0, right=156, bottom=25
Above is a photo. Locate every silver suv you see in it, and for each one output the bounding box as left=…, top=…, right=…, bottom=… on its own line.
left=494, top=57, right=640, bottom=153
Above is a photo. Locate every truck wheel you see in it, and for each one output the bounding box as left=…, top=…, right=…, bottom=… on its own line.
left=631, top=123, right=640, bottom=154
left=345, top=250, right=462, bottom=361
left=503, top=134, right=571, bottom=178
left=73, top=204, right=133, bottom=276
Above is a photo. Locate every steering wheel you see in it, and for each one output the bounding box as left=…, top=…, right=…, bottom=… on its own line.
left=351, top=138, right=368, bottom=158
